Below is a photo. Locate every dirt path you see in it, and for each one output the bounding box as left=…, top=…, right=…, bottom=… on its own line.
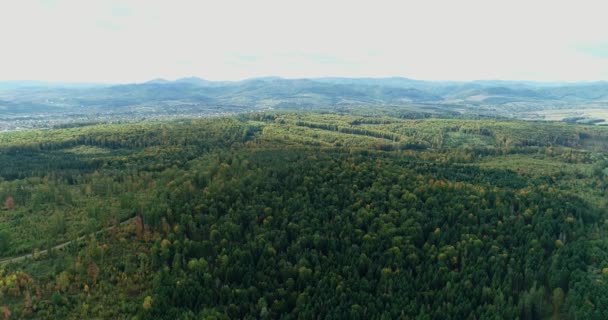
left=0, top=217, right=136, bottom=265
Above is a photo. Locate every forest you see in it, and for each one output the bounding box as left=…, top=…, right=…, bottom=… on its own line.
left=1, top=111, right=608, bottom=319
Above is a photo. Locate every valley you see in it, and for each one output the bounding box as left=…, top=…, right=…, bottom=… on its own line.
left=2, top=78, right=607, bottom=131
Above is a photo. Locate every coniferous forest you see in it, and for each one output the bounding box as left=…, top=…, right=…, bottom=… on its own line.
left=1, top=111, right=608, bottom=319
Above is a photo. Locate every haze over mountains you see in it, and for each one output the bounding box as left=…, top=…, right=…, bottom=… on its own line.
left=1, top=77, right=607, bottom=131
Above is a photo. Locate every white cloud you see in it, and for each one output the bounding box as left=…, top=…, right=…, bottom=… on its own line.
left=0, top=0, right=606, bottom=82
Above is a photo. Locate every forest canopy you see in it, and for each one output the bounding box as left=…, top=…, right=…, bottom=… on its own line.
left=0, top=112, right=607, bottom=319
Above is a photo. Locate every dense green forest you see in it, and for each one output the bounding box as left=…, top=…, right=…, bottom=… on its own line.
left=1, top=112, right=608, bottom=319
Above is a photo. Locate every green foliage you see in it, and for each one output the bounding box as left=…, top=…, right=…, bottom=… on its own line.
left=0, top=112, right=607, bottom=319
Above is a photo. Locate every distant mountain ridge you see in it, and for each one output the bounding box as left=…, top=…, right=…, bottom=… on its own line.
left=112, top=76, right=608, bottom=106
left=0, top=76, right=607, bottom=120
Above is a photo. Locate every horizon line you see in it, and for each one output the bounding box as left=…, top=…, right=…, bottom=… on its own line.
left=0, top=76, right=607, bottom=86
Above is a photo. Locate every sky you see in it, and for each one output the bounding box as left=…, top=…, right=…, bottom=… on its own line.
left=0, top=0, right=607, bottom=83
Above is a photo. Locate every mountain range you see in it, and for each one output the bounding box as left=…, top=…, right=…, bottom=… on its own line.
left=1, top=77, right=607, bottom=120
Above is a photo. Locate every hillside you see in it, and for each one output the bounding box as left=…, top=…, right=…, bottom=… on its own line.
left=1, top=78, right=608, bottom=131
left=1, top=112, right=608, bottom=319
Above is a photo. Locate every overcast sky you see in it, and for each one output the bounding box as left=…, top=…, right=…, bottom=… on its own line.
left=1, top=0, right=607, bottom=83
